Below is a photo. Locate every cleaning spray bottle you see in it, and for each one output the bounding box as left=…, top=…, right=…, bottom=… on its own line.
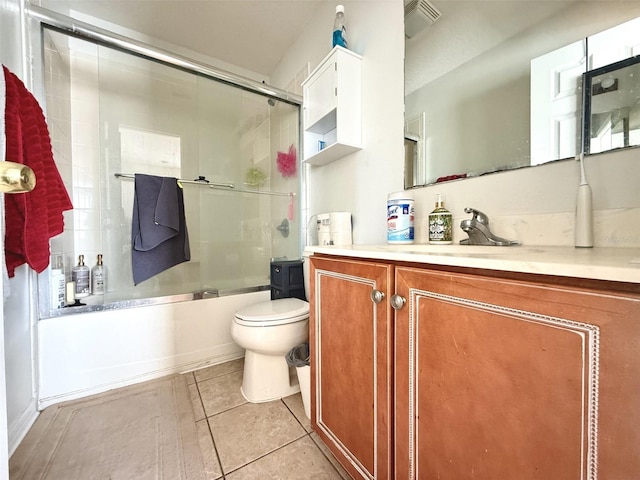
left=332, top=5, right=348, bottom=49
left=575, top=153, right=593, bottom=248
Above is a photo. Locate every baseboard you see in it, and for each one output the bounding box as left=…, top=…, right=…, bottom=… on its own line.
left=8, top=398, right=39, bottom=457
left=179, top=351, right=244, bottom=374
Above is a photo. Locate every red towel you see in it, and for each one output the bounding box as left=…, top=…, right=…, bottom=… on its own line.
left=3, top=65, right=73, bottom=277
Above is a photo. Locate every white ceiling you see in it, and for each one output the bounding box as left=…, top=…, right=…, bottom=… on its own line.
left=38, top=0, right=328, bottom=77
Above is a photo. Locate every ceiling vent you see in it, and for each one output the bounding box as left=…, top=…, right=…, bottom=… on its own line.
left=405, top=0, right=441, bottom=38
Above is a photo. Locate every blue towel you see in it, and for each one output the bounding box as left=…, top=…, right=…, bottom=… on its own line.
left=131, top=174, right=190, bottom=285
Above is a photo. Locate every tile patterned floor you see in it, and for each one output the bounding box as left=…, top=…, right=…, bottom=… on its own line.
left=185, top=358, right=351, bottom=479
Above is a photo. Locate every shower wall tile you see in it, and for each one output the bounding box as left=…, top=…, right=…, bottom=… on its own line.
left=72, top=207, right=101, bottom=230
left=70, top=121, right=100, bottom=148
left=70, top=100, right=99, bottom=126
left=71, top=188, right=96, bottom=210
left=73, top=229, right=101, bottom=255
left=71, top=162, right=100, bottom=189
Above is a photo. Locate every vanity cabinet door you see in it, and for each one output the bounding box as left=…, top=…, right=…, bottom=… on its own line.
left=394, top=266, right=640, bottom=480
left=310, top=256, right=393, bottom=480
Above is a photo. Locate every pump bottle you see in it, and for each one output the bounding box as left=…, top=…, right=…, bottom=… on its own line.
left=91, top=254, right=106, bottom=294
left=72, top=255, right=90, bottom=297
left=428, top=194, right=453, bottom=244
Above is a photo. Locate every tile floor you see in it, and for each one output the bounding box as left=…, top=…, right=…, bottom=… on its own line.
left=185, top=358, right=351, bottom=479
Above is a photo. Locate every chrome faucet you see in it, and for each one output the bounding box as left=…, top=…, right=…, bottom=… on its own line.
left=459, top=208, right=520, bottom=246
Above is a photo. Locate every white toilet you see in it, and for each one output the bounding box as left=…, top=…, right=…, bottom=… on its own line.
left=231, top=254, right=311, bottom=403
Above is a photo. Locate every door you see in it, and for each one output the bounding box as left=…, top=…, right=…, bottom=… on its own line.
left=394, top=266, right=640, bottom=480
left=530, top=40, right=585, bottom=165
left=310, top=256, right=393, bottom=480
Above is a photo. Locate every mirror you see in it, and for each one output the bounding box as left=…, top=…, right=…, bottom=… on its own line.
left=583, top=55, right=640, bottom=155
left=404, top=2, right=640, bottom=187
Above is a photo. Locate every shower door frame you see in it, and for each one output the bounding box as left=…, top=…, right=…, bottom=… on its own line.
left=26, top=5, right=308, bottom=316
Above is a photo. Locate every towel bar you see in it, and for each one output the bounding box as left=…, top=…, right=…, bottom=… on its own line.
left=114, top=172, right=295, bottom=197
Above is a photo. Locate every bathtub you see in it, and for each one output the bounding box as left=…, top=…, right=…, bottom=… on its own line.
left=37, top=289, right=269, bottom=408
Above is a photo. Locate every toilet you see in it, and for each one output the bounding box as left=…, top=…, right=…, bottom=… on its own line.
left=231, top=254, right=311, bottom=403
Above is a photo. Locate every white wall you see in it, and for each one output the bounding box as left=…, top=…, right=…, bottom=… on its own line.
left=272, top=0, right=405, bottom=245
left=38, top=291, right=265, bottom=408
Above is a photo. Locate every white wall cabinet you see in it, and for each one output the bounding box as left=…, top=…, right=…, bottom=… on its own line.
left=302, top=46, right=362, bottom=166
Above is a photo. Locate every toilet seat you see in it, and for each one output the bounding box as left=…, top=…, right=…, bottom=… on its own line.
left=234, top=298, right=309, bottom=327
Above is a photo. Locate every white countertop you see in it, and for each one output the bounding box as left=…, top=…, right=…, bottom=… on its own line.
left=304, top=244, right=640, bottom=284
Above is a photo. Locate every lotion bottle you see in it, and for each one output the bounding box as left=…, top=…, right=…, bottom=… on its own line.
left=428, top=193, right=453, bottom=244
left=91, top=254, right=106, bottom=295
left=72, top=255, right=90, bottom=297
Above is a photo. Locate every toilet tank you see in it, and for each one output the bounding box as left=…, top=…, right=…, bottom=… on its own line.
left=270, top=259, right=305, bottom=301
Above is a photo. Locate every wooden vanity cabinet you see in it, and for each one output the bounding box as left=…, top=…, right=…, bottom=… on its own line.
left=394, top=265, right=640, bottom=480
left=311, top=254, right=640, bottom=480
left=310, top=256, right=393, bottom=480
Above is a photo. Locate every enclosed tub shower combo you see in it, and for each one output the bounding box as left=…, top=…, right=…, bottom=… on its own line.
left=27, top=6, right=305, bottom=407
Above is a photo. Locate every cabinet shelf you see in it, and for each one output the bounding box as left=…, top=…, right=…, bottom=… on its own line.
left=302, top=46, right=362, bottom=166
left=303, top=141, right=362, bottom=166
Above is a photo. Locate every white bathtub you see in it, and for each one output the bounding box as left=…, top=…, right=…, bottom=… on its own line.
left=37, top=290, right=269, bottom=408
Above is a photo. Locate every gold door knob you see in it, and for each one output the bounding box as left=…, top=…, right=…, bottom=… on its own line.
left=0, top=162, right=36, bottom=193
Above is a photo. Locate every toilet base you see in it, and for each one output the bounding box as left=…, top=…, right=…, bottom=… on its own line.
left=240, top=350, right=301, bottom=403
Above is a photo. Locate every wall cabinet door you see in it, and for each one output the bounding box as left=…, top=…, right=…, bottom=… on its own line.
left=304, top=59, right=336, bottom=130
left=302, top=46, right=362, bottom=165
left=310, top=256, right=393, bottom=480
left=394, top=266, right=640, bottom=480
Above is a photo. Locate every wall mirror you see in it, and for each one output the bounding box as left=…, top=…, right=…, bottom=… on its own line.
left=583, top=55, right=640, bottom=155
left=404, top=2, right=640, bottom=188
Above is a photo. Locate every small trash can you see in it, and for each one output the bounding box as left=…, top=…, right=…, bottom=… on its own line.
left=286, top=342, right=310, bottom=419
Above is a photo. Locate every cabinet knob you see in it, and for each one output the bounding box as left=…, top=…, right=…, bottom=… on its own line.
left=391, top=294, right=406, bottom=310
left=370, top=289, right=385, bottom=304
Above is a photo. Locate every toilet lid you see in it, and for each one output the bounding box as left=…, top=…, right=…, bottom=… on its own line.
left=235, top=298, right=309, bottom=325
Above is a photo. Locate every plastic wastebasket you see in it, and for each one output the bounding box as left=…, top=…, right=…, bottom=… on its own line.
left=286, top=343, right=310, bottom=419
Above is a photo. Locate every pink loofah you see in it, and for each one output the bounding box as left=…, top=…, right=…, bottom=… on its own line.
left=276, top=144, right=297, bottom=177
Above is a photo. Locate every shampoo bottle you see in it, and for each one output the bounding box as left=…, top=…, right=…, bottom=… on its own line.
left=50, top=267, right=66, bottom=309
left=428, top=193, right=453, bottom=244
left=91, top=254, right=106, bottom=294
left=72, top=255, right=90, bottom=297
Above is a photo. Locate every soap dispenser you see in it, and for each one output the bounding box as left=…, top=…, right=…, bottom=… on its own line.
left=91, top=254, right=106, bottom=294
left=428, top=193, right=453, bottom=244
